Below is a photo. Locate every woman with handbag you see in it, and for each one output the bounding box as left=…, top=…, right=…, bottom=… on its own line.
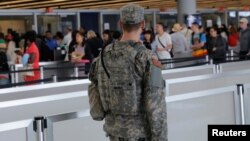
left=155, top=22, right=173, bottom=69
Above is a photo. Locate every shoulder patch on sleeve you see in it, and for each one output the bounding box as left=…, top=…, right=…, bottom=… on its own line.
left=150, top=64, right=163, bottom=88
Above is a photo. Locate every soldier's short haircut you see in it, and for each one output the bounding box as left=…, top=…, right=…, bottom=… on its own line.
left=121, top=22, right=141, bottom=33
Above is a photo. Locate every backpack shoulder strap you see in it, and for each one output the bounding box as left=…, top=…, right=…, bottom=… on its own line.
left=199, top=33, right=203, bottom=41
left=100, top=43, right=112, bottom=79
left=191, top=32, right=195, bottom=44
left=157, top=36, right=166, bottom=48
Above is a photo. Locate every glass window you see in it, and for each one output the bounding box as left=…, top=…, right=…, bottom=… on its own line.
left=229, top=11, right=236, bottom=18
left=239, top=11, right=250, bottom=17
left=145, top=13, right=153, bottom=30
left=103, top=14, right=120, bottom=31
left=239, top=11, right=250, bottom=24
left=0, top=15, right=34, bottom=35
left=37, top=15, right=60, bottom=36
left=60, top=15, right=77, bottom=34
left=156, top=13, right=177, bottom=33
left=228, top=11, right=238, bottom=26
left=200, top=13, right=226, bottom=27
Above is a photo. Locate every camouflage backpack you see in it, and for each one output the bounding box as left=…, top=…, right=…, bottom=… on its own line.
left=88, top=41, right=146, bottom=120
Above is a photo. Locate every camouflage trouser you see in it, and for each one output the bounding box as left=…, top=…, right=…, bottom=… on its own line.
left=109, top=136, right=148, bottom=141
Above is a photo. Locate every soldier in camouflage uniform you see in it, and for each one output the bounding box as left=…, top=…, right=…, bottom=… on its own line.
left=88, top=3, right=167, bottom=141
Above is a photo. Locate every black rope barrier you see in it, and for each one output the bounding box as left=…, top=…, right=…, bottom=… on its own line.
left=0, top=76, right=88, bottom=89
left=57, top=76, right=88, bottom=81
left=168, top=61, right=210, bottom=69
left=160, top=56, right=207, bottom=64
left=159, top=56, right=206, bottom=62
left=159, top=53, right=250, bottom=65
left=9, top=68, right=40, bottom=74
left=43, top=65, right=86, bottom=71
left=5, top=64, right=88, bottom=74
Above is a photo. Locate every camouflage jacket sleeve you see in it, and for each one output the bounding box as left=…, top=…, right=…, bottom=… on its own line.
left=88, top=58, right=105, bottom=121
left=135, top=50, right=168, bottom=141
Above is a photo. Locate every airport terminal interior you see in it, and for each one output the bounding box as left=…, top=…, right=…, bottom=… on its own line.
left=0, top=0, right=250, bottom=141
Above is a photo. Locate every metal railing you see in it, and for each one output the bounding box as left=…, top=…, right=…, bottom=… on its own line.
left=0, top=62, right=89, bottom=89
left=159, top=49, right=250, bottom=69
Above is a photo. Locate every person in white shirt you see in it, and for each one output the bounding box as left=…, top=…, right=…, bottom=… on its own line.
left=63, top=26, right=73, bottom=46
left=155, top=22, right=172, bottom=60
left=6, top=34, right=17, bottom=65
left=180, top=23, right=193, bottom=52
left=63, top=26, right=72, bottom=61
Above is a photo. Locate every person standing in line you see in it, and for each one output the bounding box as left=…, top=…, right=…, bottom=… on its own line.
left=171, top=23, right=189, bottom=58
left=207, top=26, right=227, bottom=64
left=85, top=30, right=103, bottom=58
left=102, top=30, right=113, bottom=48
left=63, top=26, right=73, bottom=61
left=180, top=24, right=193, bottom=51
left=143, top=30, right=157, bottom=54
left=88, top=3, right=167, bottom=141
left=5, top=33, right=17, bottom=65
left=239, top=18, right=250, bottom=60
left=63, top=26, right=73, bottom=46
left=190, top=22, right=207, bottom=51
left=23, top=31, right=40, bottom=83
left=155, top=22, right=173, bottom=60
left=228, top=24, right=239, bottom=49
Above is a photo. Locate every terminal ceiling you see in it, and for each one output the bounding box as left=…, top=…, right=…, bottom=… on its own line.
left=0, top=0, right=249, bottom=10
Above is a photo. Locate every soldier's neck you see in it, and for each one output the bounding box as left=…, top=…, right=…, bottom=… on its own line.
left=120, top=32, right=141, bottom=42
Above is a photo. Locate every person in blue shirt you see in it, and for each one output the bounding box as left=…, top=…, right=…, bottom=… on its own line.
left=191, top=22, right=207, bottom=51
left=44, top=31, right=57, bottom=61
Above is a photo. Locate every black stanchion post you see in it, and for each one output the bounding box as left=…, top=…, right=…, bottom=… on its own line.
left=74, top=66, right=79, bottom=78
left=52, top=75, right=57, bottom=83
left=210, top=59, right=213, bottom=65
left=205, top=55, right=209, bottom=65
left=230, top=50, right=234, bottom=61
left=237, top=84, right=246, bottom=125
left=40, top=66, right=44, bottom=84
left=15, top=66, right=19, bottom=84
left=226, top=52, right=229, bottom=61
left=215, top=64, right=220, bottom=74
left=33, top=116, right=47, bottom=141
left=10, top=65, right=15, bottom=84
left=218, top=64, right=222, bottom=73
left=170, top=60, right=174, bottom=69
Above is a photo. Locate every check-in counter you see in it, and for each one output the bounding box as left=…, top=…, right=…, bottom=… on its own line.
left=162, top=64, right=215, bottom=80
left=220, top=60, right=250, bottom=73
left=165, top=69, right=250, bottom=96
left=167, top=86, right=241, bottom=141
left=1, top=79, right=250, bottom=141
left=0, top=80, right=106, bottom=141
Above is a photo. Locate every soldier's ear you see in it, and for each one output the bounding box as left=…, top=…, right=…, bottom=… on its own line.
left=119, top=20, right=123, bottom=30
left=141, top=20, right=145, bottom=30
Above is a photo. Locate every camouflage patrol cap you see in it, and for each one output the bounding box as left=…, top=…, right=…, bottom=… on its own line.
left=120, top=4, right=144, bottom=25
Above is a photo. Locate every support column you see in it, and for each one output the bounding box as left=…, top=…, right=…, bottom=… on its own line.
left=153, top=11, right=157, bottom=32
left=77, top=12, right=81, bottom=30
left=99, top=12, right=103, bottom=35
left=177, top=0, right=197, bottom=24
left=33, top=13, right=38, bottom=32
